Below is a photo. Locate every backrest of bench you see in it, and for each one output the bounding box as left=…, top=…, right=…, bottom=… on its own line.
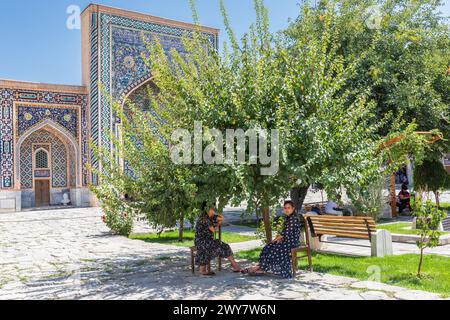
left=305, top=215, right=376, bottom=240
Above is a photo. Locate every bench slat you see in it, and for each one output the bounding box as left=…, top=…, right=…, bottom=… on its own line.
left=307, top=217, right=375, bottom=225
left=312, top=226, right=372, bottom=235
left=307, top=215, right=375, bottom=222
left=311, top=221, right=376, bottom=230
left=306, top=214, right=374, bottom=218
left=313, top=228, right=371, bottom=239
left=304, top=214, right=377, bottom=241
left=312, top=225, right=373, bottom=233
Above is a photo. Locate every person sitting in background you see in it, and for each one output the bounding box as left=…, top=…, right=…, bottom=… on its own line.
left=325, top=195, right=345, bottom=216
left=397, top=184, right=411, bottom=213
left=310, top=205, right=321, bottom=215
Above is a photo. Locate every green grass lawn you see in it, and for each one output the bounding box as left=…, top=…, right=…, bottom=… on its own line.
left=232, top=220, right=259, bottom=229
left=130, top=230, right=257, bottom=247
left=236, top=249, right=450, bottom=297
left=439, top=202, right=450, bottom=210
left=377, top=222, right=449, bottom=235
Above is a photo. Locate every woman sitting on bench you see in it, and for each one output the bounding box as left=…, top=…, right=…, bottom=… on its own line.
left=242, top=200, right=301, bottom=278
left=195, top=202, right=242, bottom=276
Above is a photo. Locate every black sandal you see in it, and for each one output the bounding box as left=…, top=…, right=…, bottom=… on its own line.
left=241, top=268, right=264, bottom=275
left=248, top=271, right=265, bottom=276
left=200, top=271, right=216, bottom=276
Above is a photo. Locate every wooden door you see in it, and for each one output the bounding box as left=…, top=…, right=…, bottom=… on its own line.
left=35, top=180, right=50, bottom=207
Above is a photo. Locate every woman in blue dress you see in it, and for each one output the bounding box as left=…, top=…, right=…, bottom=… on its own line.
left=244, top=200, right=301, bottom=278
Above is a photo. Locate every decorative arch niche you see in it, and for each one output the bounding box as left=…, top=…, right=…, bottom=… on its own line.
left=15, top=119, right=81, bottom=190
left=121, top=77, right=159, bottom=112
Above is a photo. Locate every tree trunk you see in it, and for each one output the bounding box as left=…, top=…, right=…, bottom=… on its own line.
left=262, top=207, right=272, bottom=244
left=290, top=185, right=310, bottom=212
left=178, top=213, right=185, bottom=242
left=255, top=202, right=260, bottom=229
left=435, top=191, right=440, bottom=208
left=417, top=247, right=424, bottom=277
left=390, top=173, right=397, bottom=217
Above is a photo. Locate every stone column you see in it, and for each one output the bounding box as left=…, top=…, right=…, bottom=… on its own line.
left=70, top=188, right=96, bottom=207
left=371, top=230, right=393, bottom=257
left=309, top=234, right=327, bottom=251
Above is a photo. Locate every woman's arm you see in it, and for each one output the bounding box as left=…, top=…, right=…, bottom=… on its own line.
left=209, top=214, right=224, bottom=233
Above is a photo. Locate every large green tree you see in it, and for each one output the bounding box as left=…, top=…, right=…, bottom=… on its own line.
left=92, top=0, right=434, bottom=241
left=286, top=0, right=450, bottom=183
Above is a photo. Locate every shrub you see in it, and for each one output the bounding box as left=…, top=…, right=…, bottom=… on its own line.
left=413, top=198, right=447, bottom=277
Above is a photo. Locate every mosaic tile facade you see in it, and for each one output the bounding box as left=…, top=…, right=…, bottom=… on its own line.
left=17, top=105, right=78, bottom=138
left=93, top=11, right=218, bottom=175
left=0, top=88, right=88, bottom=189
left=89, top=11, right=100, bottom=185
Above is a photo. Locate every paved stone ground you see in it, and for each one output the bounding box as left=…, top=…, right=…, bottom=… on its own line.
left=0, top=208, right=447, bottom=300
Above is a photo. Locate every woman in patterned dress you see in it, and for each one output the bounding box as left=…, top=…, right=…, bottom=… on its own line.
left=195, top=203, right=242, bottom=276
left=243, top=200, right=301, bottom=278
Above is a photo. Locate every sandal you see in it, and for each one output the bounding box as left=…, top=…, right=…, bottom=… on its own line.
left=232, top=269, right=242, bottom=273
left=249, top=272, right=265, bottom=276
left=200, top=271, right=216, bottom=276
left=248, top=270, right=265, bottom=276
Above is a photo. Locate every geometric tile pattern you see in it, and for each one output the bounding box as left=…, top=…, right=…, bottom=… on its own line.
left=35, top=149, right=49, bottom=169
left=19, top=129, right=70, bottom=189
left=52, top=139, right=68, bottom=188
left=89, top=12, right=100, bottom=185
left=94, top=12, right=218, bottom=179
left=0, top=88, right=88, bottom=189
left=69, top=143, right=76, bottom=188
left=17, top=105, right=78, bottom=138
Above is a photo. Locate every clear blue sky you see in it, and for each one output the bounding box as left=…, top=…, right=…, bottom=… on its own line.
left=0, top=0, right=449, bottom=86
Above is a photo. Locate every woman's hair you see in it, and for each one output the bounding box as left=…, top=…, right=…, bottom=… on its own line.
left=201, top=201, right=216, bottom=216
left=284, top=200, right=295, bottom=208
left=401, top=184, right=408, bottom=190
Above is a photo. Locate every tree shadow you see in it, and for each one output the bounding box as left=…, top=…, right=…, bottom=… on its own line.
left=25, top=250, right=346, bottom=300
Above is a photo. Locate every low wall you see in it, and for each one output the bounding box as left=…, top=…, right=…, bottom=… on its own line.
left=0, top=190, right=22, bottom=212
left=391, top=233, right=450, bottom=246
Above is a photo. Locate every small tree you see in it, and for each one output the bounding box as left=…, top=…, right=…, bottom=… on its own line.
left=414, top=158, right=450, bottom=207
left=412, top=198, right=447, bottom=277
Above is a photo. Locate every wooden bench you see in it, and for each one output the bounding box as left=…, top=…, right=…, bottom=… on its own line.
left=291, top=221, right=313, bottom=276
left=190, top=225, right=222, bottom=273
left=443, top=217, right=450, bottom=232
left=304, top=214, right=377, bottom=249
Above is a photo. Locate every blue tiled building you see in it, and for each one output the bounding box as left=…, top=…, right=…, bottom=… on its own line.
left=0, top=4, right=219, bottom=211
